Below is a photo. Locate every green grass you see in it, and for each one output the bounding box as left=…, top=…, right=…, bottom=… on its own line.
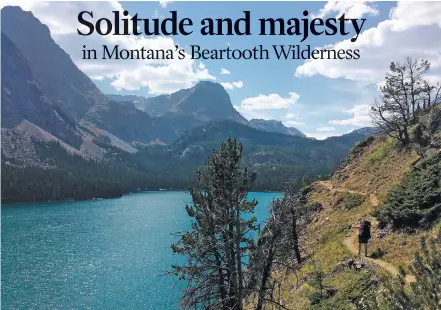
left=366, top=139, right=394, bottom=163
left=340, top=193, right=366, bottom=211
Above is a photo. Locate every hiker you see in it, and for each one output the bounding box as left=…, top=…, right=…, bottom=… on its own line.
left=352, top=219, right=371, bottom=257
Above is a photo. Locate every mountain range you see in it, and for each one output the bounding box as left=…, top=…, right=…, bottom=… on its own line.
left=248, top=119, right=307, bottom=137
left=106, top=90, right=309, bottom=139
left=1, top=6, right=375, bottom=202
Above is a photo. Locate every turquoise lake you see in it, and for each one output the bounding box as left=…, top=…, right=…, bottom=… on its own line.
left=1, top=191, right=282, bottom=309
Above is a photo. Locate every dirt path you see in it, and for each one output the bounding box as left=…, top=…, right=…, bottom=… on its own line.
left=317, top=180, right=379, bottom=207
left=317, top=181, right=415, bottom=284
left=342, top=234, right=415, bottom=283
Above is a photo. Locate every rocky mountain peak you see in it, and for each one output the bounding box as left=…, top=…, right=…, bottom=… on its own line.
left=1, top=6, right=105, bottom=121
left=137, top=81, right=248, bottom=124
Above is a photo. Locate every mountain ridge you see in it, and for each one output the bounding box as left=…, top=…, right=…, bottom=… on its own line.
left=1, top=6, right=101, bottom=121
left=106, top=94, right=313, bottom=138
left=249, top=119, right=306, bottom=137
left=1, top=32, right=84, bottom=149
left=139, top=81, right=248, bottom=124
left=1, top=6, right=157, bottom=148
left=1, top=5, right=376, bottom=202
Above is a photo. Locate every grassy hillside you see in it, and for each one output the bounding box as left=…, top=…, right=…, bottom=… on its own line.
left=269, top=132, right=441, bottom=309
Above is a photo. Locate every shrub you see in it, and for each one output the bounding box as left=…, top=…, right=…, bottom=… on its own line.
left=356, top=136, right=376, bottom=149
left=373, top=153, right=441, bottom=229
left=340, top=193, right=366, bottom=211
left=309, top=271, right=377, bottom=310
left=308, top=201, right=323, bottom=212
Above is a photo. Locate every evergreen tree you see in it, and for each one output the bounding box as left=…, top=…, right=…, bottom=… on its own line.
left=307, top=265, right=328, bottom=305
left=373, top=152, right=441, bottom=230
left=171, top=138, right=258, bottom=310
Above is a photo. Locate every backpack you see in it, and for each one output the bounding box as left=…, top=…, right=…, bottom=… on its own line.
left=359, top=220, right=371, bottom=240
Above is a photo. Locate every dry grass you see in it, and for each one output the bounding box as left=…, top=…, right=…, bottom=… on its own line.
left=369, top=222, right=441, bottom=268
left=333, top=137, right=418, bottom=201
left=276, top=137, right=431, bottom=309
left=278, top=186, right=374, bottom=309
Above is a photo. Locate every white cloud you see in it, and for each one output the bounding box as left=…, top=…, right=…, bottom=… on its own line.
left=285, top=113, right=299, bottom=119
left=111, top=61, right=215, bottom=94
left=91, top=75, right=104, bottom=81
left=282, top=113, right=304, bottom=126
left=312, top=1, right=379, bottom=19
left=4, top=1, right=215, bottom=94
left=233, top=106, right=271, bottom=121
left=317, top=126, right=336, bottom=132
left=233, top=97, right=306, bottom=128
left=239, top=92, right=300, bottom=111
left=158, top=0, right=171, bottom=8
left=220, top=68, right=231, bottom=75
left=425, top=74, right=441, bottom=85
left=296, top=2, right=441, bottom=84
left=304, top=132, right=336, bottom=140
left=284, top=120, right=306, bottom=127
left=329, top=104, right=371, bottom=127
left=220, top=81, right=243, bottom=90
left=233, top=81, right=243, bottom=88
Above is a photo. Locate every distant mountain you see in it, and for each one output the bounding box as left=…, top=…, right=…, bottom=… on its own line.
left=137, top=81, right=248, bottom=124
left=160, top=120, right=371, bottom=190
left=1, top=6, right=156, bottom=148
left=349, top=127, right=377, bottom=136
left=1, top=5, right=375, bottom=202
left=106, top=82, right=250, bottom=142
left=106, top=94, right=145, bottom=102
left=2, top=6, right=253, bottom=153
left=1, top=33, right=81, bottom=148
left=249, top=119, right=306, bottom=137
left=106, top=94, right=149, bottom=111
left=82, top=100, right=155, bottom=145
left=170, top=120, right=367, bottom=160
left=1, top=6, right=101, bottom=122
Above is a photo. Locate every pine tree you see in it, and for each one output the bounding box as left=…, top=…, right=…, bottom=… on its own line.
left=370, top=58, right=441, bottom=145
left=307, top=265, right=328, bottom=305
left=171, top=138, right=257, bottom=310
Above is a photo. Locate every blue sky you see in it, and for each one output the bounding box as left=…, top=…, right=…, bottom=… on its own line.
left=3, top=1, right=441, bottom=138
left=97, top=1, right=393, bottom=138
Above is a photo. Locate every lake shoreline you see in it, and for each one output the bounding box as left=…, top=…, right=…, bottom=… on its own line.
left=1, top=189, right=282, bottom=206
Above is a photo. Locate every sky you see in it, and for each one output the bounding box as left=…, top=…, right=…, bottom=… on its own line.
left=2, top=1, right=441, bottom=139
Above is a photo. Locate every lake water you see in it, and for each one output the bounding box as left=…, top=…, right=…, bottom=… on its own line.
left=1, top=191, right=282, bottom=309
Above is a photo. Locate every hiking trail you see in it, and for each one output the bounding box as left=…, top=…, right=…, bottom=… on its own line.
left=317, top=180, right=379, bottom=207
left=316, top=180, right=416, bottom=284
